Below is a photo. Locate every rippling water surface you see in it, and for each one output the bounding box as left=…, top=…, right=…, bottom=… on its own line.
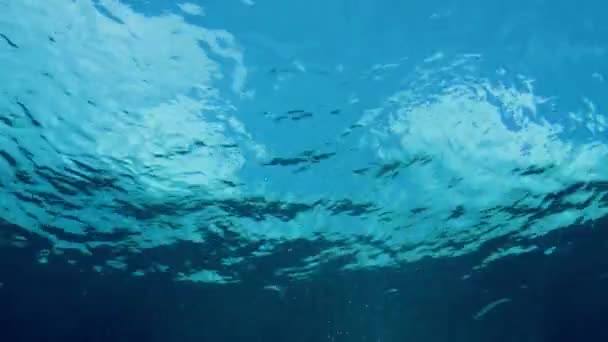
left=1, top=0, right=608, bottom=340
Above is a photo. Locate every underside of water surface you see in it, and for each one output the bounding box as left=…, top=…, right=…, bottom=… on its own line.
left=1, top=0, right=608, bottom=341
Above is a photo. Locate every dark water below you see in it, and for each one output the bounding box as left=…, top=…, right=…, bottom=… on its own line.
left=2, top=217, right=608, bottom=342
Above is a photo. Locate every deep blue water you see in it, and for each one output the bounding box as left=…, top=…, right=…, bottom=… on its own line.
left=1, top=0, right=608, bottom=341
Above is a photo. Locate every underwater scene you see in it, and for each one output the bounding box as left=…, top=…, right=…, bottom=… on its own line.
left=1, top=0, right=608, bottom=341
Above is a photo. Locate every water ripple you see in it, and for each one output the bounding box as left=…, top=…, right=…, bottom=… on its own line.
left=1, top=0, right=608, bottom=284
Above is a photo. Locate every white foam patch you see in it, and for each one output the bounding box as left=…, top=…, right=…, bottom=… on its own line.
left=106, top=259, right=128, bottom=270
left=544, top=247, right=557, bottom=255
left=344, top=68, right=608, bottom=264
left=0, top=0, right=261, bottom=265
left=476, top=245, right=538, bottom=269
left=1, top=0, right=254, bottom=189
left=473, top=298, right=512, bottom=320
left=94, top=94, right=245, bottom=193
left=177, top=269, right=235, bottom=284
left=273, top=59, right=608, bottom=273
left=178, top=2, right=205, bottom=16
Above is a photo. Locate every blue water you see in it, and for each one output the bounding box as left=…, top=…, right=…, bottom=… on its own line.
left=1, top=0, right=608, bottom=341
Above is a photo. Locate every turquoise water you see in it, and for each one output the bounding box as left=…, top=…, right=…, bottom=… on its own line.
left=1, top=1, right=608, bottom=340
